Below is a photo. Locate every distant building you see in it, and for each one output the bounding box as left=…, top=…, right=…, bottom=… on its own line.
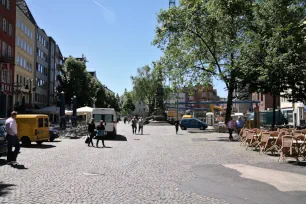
left=252, top=93, right=280, bottom=111
left=132, top=101, right=149, bottom=117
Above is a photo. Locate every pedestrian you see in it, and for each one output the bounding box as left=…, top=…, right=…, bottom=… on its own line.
left=131, top=117, right=137, bottom=134
left=236, top=117, right=245, bottom=136
left=138, top=117, right=144, bottom=135
left=96, top=120, right=106, bottom=148
left=227, top=117, right=236, bottom=141
left=87, top=119, right=95, bottom=147
left=5, top=111, right=20, bottom=165
left=174, top=120, right=179, bottom=134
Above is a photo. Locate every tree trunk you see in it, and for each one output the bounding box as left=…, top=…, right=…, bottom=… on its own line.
left=272, top=93, right=276, bottom=130
left=225, top=88, right=234, bottom=124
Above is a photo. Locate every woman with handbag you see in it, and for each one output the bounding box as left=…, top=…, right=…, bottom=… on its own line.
left=87, top=119, right=95, bottom=147
left=96, top=120, right=106, bottom=148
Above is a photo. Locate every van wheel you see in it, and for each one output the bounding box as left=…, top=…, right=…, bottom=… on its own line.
left=200, top=126, right=204, bottom=130
left=21, top=137, right=31, bottom=146
left=181, top=126, right=186, bottom=130
left=36, top=141, right=43, bottom=145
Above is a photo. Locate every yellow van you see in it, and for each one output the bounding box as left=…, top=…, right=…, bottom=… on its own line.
left=16, top=114, right=50, bottom=145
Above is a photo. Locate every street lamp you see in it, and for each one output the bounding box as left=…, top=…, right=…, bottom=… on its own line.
left=71, top=95, right=77, bottom=127
left=60, top=91, right=66, bottom=129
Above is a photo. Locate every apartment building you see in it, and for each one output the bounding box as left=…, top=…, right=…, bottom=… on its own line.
left=0, top=0, right=16, bottom=117
left=14, top=1, right=36, bottom=110
left=34, top=27, right=48, bottom=107
left=47, top=37, right=55, bottom=106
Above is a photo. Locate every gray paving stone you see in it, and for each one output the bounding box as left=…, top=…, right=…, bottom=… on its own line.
left=0, top=123, right=275, bottom=203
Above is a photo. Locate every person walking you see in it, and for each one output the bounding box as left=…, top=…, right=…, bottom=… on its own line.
left=131, top=117, right=137, bottom=134
left=236, top=117, right=245, bottom=136
left=5, top=111, right=20, bottom=165
left=227, top=117, right=236, bottom=141
left=138, top=117, right=144, bottom=135
left=96, top=120, right=106, bottom=148
left=87, top=119, right=96, bottom=147
left=174, top=120, right=179, bottom=134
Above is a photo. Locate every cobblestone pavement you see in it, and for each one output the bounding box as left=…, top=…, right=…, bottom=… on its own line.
left=0, top=123, right=284, bottom=203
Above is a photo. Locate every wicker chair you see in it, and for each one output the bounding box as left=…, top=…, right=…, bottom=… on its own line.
left=278, top=135, right=296, bottom=163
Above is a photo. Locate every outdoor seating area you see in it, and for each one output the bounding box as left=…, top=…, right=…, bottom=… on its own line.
left=239, top=128, right=306, bottom=163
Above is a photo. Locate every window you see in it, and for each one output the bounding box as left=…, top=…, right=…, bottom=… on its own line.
left=17, top=55, right=20, bottom=65
left=38, top=118, right=43, bottom=128
left=6, top=0, right=10, bottom=10
left=17, top=36, right=20, bottom=46
left=8, top=24, right=12, bottom=36
left=2, top=41, right=6, bottom=57
left=18, top=19, right=21, bottom=27
left=2, top=70, right=6, bottom=83
left=23, top=77, right=25, bottom=86
left=7, top=70, right=11, bottom=84
left=44, top=118, right=49, bottom=127
left=3, top=18, right=7, bottom=32
left=8, top=46, right=11, bottom=58
left=21, top=23, right=24, bottom=31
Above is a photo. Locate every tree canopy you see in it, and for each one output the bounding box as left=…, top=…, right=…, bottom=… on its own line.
left=58, top=57, right=120, bottom=110
left=153, top=0, right=306, bottom=124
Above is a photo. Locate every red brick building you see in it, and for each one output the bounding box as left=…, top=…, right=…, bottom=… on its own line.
left=252, top=93, right=280, bottom=111
left=0, top=0, right=16, bottom=117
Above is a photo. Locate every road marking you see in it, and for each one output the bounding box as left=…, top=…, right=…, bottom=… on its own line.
left=224, top=164, right=306, bottom=192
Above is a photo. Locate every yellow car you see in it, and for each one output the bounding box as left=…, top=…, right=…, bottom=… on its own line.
left=16, top=114, right=50, bottom=145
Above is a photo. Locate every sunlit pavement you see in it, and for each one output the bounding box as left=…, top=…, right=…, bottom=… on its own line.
left=0, top=123, right=306, bottom=203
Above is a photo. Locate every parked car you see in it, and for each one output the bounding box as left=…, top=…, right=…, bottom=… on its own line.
left=49, top=126, right=59, bottom=142
left=0, top=126, right=7, bottom=157
left=0, top=118, right=5, bottom=126
left=180, top=118, right=208, bottom=130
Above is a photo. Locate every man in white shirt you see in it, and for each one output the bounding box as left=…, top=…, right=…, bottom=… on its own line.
left=5, top=111, right=20, bottom=165
left=138, top=117, right=144, bottom=135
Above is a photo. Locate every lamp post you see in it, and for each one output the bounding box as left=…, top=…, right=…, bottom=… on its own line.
left=60, top=91, right=66, bottom=129
left=25, top=78, right=34, bottom=109
left=71, top=95, right=77, bottom=127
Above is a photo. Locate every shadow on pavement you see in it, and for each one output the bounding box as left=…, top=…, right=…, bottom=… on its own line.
left=105, top=134, right=127, bottom=141
left=21, top=144, right=56, bottom=149
left=11, top=164, right=27, bottom=170
left=0, top=159, right=7, bottom=166
left=0, top=182, right=15, bottom=197
left=288, top=161, right=306, bottom=167
left=49, top=140, right=62, bottom=143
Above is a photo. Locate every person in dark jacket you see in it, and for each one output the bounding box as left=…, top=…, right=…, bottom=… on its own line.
left=96, top=120, right=106, bottom=148
left=87, top=119, right=95, bottom=147
left=174, top=120, right=179, bottom=134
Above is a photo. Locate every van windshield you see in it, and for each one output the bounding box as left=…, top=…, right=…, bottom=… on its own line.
left=93, top=114, right=114, bottom=123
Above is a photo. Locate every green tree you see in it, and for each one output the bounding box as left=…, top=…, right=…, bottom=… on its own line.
left=58, top=57, right=93, bottom=107
left=240, top=0, right=306, bottom=127
left=131, top=65, right=159, bottom=114
left=153, top=0, right=254, bottom=122
left=121, top=91, right=135, bottom=114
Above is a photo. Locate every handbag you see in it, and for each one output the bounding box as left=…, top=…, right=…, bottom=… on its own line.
left=85, top=137, right=89, bottom=144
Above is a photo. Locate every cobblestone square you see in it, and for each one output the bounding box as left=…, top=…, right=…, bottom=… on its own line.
left=0, top=123, right=305, bottom=204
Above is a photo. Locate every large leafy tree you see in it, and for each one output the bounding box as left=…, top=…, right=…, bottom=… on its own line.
left=121, top=90, right=135, bottom=115
left=58, top=57, right=119, bottom=109
left=240, top=0, right=306, bottom=127
left=131, top=65, right=160, bottom=114
left=153, top=0, right=254, bottom=122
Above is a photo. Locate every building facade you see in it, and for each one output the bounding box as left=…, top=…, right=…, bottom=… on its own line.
left=47, top=37, right=55, bottom=106
left=0, top=0, right=16, bottom=117
left=34, top=27, right=48, bottom=108
left=14, top=1, right=36, bottom=111
left=54, top=44, right=63, bottom=93
left=252, top=93, right=280, bottom=111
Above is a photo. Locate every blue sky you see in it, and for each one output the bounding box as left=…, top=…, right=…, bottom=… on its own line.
left=26, top=0, right=227, bottom=97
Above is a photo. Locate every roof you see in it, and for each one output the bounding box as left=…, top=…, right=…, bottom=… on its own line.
left=16, top=114, right=48, bottom=119
left=16, top=0, right=37, bottom=25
